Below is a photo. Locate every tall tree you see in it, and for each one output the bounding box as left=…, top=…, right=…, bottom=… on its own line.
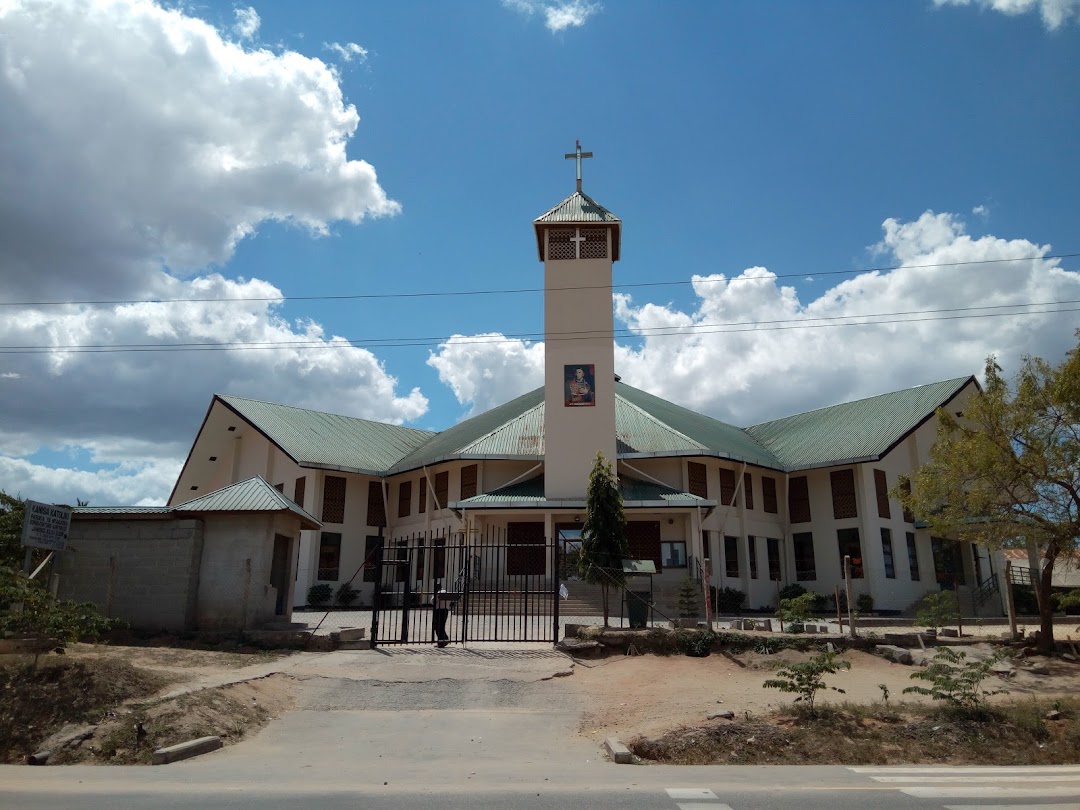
left=0, top=491, right=27, bottom=569
left=579, top=451, right=628, bottom=626
left=898, top=335, right=1080, bottom=654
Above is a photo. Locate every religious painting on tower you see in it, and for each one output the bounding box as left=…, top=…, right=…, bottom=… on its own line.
left=564, top=364, right=595, bottom=406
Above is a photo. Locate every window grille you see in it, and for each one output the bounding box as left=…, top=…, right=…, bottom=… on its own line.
left=744, top=473, right=755, bottom=510
left=460, top=464, right=478, bottom=500
left=762, top=476, right=778, bottom=514
left=546, top=227, right=608, bottom=260
left=318, top=532, right=341, bottom=581
left=789, top=476, right=811, bottom=523
left=293, top=476, right=306, bottom=509
left=874, top=469, right=891, bottom=519
left=419, top=477, right=427, bottom=514
left=321, top=475, right=346, bottom=524
left=719, top=468, right=737, bottom=506
left=367, top=480, right=386, bottom=528
left=397, top=480, right=412, bottom=519
left=688, top=461, right=708, bottom=499
left=580, top=227, right=608, bottom=259
left=434, top=471, right=449, bottom=509
left=507, top=521, right=546, bottom=576
left=547, top=229, right=575, bottom=260
left=830, top=469, right=858, bottom=520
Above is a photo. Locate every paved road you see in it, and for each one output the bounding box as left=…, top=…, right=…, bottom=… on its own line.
left=4, top=647, right=1079, bottom=809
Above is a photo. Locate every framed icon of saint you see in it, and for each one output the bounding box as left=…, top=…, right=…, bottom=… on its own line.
left=564, top=364, right=595, bottom=407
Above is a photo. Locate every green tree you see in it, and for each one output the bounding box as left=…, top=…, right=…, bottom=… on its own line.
left=579, top=452, right=628, bottom=627
left=897, top=337, right=1080, bottom=654
left=762, top=650, right=851, bottom=715
left=913, top=590, right=960, bottom=634
left=0, top=491, right=27, bottom=568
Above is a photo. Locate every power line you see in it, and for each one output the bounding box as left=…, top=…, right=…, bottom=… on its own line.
left=2, top=300, right=1077, bottom=354
left=1, top=252, right=1076, bottom=308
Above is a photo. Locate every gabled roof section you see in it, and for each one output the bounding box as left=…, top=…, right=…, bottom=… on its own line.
left=387, top=387, right=547, bottom=474
left=615, top=382, right=783, bottom=469
left=453, top=474, right=711, bottom=508
left=175, top=475, right=321, bottom=529
left=745, top=376, right=974, bottom=469
left=533, top=190, right=622, bottom=261
left=219, top=395, right=434, bottom=474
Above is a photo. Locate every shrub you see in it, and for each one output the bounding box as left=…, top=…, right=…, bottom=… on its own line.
left=762, top=650, right=851, bottom=715
left=334, top=582, right=359, bottom=607
left=677, top=577, right=703, bottom=618
left=914, top=590, right=959, bottom=632
left=778, top=583, right=807, bottom=602
left=903, top=646, right=1007, bottom=715
left=307, top=583, right=333, bottom=607
left=712, top=586, right=746, bottom=614
left=856, top=593, right=874, bottom=614
left=777, top=592, right=819, bottom=624
left=675, top=629, right=715, bottom=657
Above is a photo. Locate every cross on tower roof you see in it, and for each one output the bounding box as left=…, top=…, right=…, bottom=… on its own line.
left=564, top=139, right=593, bottom=193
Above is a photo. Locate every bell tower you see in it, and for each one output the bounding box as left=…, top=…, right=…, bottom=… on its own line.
left=533, top=141, right=621, bottom=499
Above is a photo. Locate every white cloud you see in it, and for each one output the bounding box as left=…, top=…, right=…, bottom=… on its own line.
left=0, top=0, right=421, bottom=505
left=233, top=5, right=260, bottom=40
left=972, top=204, right=990, bottom=218
left=427, top=335, right=544, bottom=415
left=429, top=211, right=1080, bottom=427
left=325, top=41, right=369, bottom=63
left=502, top=0, right=602, bottom=32
left=934, top=0, right=1080, bottom=30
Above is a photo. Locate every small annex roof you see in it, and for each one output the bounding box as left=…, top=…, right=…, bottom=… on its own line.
left=745, top=376, right=974, bottom=469
left=218, top=394, right=434, bottom=474
left=533, top=190, right=622, bottom=261
left=74, top=476, right=321, bottom=529
left=451, top=474, right=713, bottom=510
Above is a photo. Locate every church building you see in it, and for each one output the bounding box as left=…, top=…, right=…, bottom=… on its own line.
left=168, top=145, right=993, bottom=619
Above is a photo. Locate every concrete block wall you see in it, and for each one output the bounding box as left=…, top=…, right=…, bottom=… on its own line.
left=57, top=518, right=204, bottom=631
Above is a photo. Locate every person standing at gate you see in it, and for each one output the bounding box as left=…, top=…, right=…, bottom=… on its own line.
left=432, top=581, right=450, bottom=648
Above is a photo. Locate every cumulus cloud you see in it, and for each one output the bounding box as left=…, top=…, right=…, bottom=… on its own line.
left=233, top=6, right=260, bottom=40
left=427, top=335, right=545, bottom=416
left=934, top=0, right=1080, bottom=29
left=972, top=204, right=990, bottom=218
left=0, top=0, right=420, bottom=506
left=502, top=0, right=602, bottom=32
left=325, top=41, right=369, bottom=63
left=429, top=211, right=1080, bottom=427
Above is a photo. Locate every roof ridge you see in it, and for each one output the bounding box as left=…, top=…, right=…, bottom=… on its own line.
left=218, top=394, right=436, bottom=436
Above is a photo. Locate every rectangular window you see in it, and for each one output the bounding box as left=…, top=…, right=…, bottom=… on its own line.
left=830, top=469, right=857, bottom=520
left=396, top=480, right=412, bottom=519
left=434, top=471, right=449, bottom=509
left=874, top=469, right=891, bottom=519
left=766, top=537, right=782, bottom=582
left=794, top=532, right=816, bottom=581
left=881, top=528, right=895, bottom=579
left=744, top=473, right=755, bottom=510
left=906, top=532, right=920, bottom=581
left=931, top=537, right=966, bottom=586
left=367, top=480, right=386, bottom=527
left=627, top=521, right=663, bottom=572
left=507, top=521, right=546, bottom=576
left=362, top=535, right=380, bottom=583
left=789, top=476, right=811, bottom=523
left=837, top=528, right=864, bottom=578
left=318, top=532, right=341, bottom=581
left=419, top=477, right=427, bottom=514
left=719, top=468, right=737, bottom=506
left=460, top=464, right=478, bottom=500
left=900, top=479, right=914, bottom=524
left=724, top=535, right=739, bottom=578
left=748, top=536, right=758, bottom=580
left=762, top=476, right=778, bottom=514
left=321, top=475, right=346, bottom=524
left=293, top=476, right=306, bottom=509
left=688, top=461, right=708, bottom=499
left=661, top=541, right=688, bottom=568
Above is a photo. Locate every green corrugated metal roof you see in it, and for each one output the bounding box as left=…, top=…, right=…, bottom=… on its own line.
left=745, top=376, right=973, bottom=468
left=175, top=475, right=320, bottom=528
left=219, top=394, right=434, bottom=474
left=615, top=382, right=783, bottom=468
left=534, top=191, right=621, bottom=225
left=454, top=474, right=708, bottom=507
left=387, top=388, right=546, bottom=473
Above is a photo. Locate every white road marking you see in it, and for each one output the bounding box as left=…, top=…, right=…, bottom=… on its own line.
left=943, top=804, right=1080, bottom=810
left=901, top=786, right=1080, bottom=799
left=666, top=788, right=719, bottom=800
left=872, top=774, right=1080, bottom=783
left=675, top=804, right=733, bottom=810
left=850, top=765, right=1080, bottom=774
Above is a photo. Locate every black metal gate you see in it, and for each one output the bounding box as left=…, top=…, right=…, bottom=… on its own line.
left=370, top=529, right=559, bottom=646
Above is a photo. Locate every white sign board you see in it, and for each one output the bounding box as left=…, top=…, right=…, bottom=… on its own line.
left=21, top=500, right=72, bottom=552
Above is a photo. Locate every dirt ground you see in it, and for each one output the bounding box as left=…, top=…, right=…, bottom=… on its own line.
left=570, top=645, right=1080, bottom=744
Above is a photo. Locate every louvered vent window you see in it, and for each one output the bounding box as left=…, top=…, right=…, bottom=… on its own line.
left=744, top=473, right=754, bottom=510
left=460, top=464, right=478, bottom=500
left=688, top=462, right=708, bottom=499
left=719, top=468, right=737, bottom=506
left=434, top=471, right=449, bottom=509
left=874, top=469, right=891, bottom=519
left=321, top=475, right=346, bottom=524
left=419, top=477, right=427, bottom=514
left=293, top=476, right=306, bottom=509
left=397, top=480, right=412, bottom=519
left=831, top=469, right=858, bottom=520
left=762, top=476, right=778, bottom=514
left=547, top=227, right=607, bottom=260
left=367, top=480, right=386, bottom=528
left=789, top=476, right=811, bottom=523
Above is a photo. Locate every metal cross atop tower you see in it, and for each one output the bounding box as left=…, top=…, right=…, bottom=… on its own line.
left=564, top=139, right=593, bottom=193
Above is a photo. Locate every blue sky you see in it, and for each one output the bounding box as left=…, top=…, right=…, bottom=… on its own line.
left=0, top=0, right=1078, bottom=505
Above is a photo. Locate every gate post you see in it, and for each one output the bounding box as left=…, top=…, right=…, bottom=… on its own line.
left=369, top=537, right=384, bottom=648
left=553, top=539, right=561, bottom=644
